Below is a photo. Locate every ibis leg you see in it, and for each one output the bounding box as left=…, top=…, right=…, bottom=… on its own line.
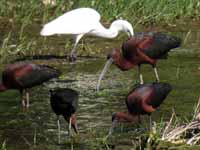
left=25, top=89, right=30, bottom=108
left=153, top=66, right=160, bottom=82
left=149, top=115, right=152, bottom=131
left=20, top=90, right=26, bottom=107
left=68, top=117, right=72, bottom=137
left=57, top=116, right=61, bottom=144
left=138, top=65, right=144, bottom=84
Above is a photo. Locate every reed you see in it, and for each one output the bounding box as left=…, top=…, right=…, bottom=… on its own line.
left=0, top=0, right=199, bottom=25
left=0, top=0, right=199, bottom=61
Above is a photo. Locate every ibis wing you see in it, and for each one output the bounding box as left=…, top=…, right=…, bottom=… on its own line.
left=50, top=88, right=79, bottom=117
left=15, top=65, right=60, bottom=88
left=125, top=32, right=181, bottom=59
left=137, top=32, right=181, bottom=59
left=127, top=86, right=155, bottom=114
left=121, top=36, right=154, bottom=60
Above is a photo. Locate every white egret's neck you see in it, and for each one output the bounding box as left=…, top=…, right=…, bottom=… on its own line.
left=89, top=23, right=119, bottom=39
left=89, top=19, right=133, bottom=39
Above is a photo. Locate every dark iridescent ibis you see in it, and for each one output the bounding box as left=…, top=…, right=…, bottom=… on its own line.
left=108, top=82, right=172, bottom=136
left=49, top=88, right=79, bottom=143
left=97, top=32, right=181, bottom=90
left=0, top=62, right=60, bottom=107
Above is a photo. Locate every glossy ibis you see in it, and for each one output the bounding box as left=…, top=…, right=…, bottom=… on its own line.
left=40, top=7, right=134, bottom=61
left=50, top=88, right=79, bottom=143
left=108, top=82, right=172, bottom=136
left=97, top=32, right=181, bottom=90
left=0, top=62, right=60, bottom=108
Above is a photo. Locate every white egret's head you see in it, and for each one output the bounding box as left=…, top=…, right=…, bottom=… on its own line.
left=111, top=20, right=134, bottom=37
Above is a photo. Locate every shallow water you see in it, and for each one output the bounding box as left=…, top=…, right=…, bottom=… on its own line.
left=0, top=24, right=200, bottom=149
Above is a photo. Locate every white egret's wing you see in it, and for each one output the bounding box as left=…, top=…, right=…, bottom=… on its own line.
left=41, top=8, right=101, bottom=35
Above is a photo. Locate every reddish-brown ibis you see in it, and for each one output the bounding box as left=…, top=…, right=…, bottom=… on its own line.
left=50, top=88, right=79, bottom=143
left=108, top=82, right=172, bottom=136
left=97, top=32, right=181, bottom=90
left=0, top=62, right=60, bottom=107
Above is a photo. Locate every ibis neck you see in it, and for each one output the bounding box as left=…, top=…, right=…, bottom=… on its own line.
left=64, top=114, right=78, bottom=133
left=114, top=54, right=135, bottom=71
left=115, top=111, right=139, bottom=122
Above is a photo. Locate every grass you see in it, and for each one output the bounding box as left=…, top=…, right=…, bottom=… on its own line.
left=0, top=2, right=199, bottom=149
left=0, top=141, right=7, bottom=150
left=0, top=0, right=199, bottom=61
left=122, top=97, right=200, bottom=149
left=0, top=0, right=200, bottom=25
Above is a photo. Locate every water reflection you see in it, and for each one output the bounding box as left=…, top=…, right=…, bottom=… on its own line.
left=0, top=28, right=200, bottom=149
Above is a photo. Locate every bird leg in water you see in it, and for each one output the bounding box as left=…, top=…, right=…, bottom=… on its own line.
left=20, top=90, right=26, bottom=107
left=70, top=34, right=84, bottom=62
left=138, top=65, right=144, bottom=84
left=152, top=65, right=160, bottom=82
left=149, top=115, right=152, bottom=131
left=25, top=89, right=30, bottom=108
left=68, top=117, right=72, bottom=137
left=57, top=116, right=61, bottom=144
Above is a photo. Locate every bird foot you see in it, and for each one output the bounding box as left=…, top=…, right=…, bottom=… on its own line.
left=22, top=100, right=30, bottom=109
left=22, top=100, right=26, bottom=107
left=69, top=54, right=77, bottom=62
left=26, top=103, right=30, bottom=108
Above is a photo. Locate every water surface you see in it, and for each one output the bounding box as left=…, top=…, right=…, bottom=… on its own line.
left=0, top=24, right=200, bottom=149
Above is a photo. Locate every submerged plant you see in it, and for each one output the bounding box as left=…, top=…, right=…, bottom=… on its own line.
left=1, top=141, right=7, bottom=150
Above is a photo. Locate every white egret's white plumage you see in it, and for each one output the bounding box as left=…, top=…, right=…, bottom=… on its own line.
left=40, top=8, right=134, bottom=61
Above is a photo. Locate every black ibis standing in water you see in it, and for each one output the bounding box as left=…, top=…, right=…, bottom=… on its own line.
left=108, top=82, right=172, bottom=136
left=0, top=62, right=60, bottom=108
left=97, top=32, right=181, bottom=90
left=50, top=88, right=79, bottom=143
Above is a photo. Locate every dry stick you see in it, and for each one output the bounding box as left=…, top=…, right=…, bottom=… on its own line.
left=165, top=123, right=191, bottom=140
left=165, top=125, right=186, bottom=140
left=191, top=135, right=200, bottom=145
left=192, top=96, right=200, bottom=121
left=192, top=136, right=200, bottom=145
left=34, top=128, right=37, bottom=147
left=176, top=66, right=180, bottom=80
left=162, top=97, right=200, bottom=144
left=183, top=30, right=191, bottom=45
left=21, top=136, right=31, bottom=146
left=162, top=109, right=175, bottom=140
left=187, top=132, right=200, bottom=145
left=166, top=122, right=200, bottom=141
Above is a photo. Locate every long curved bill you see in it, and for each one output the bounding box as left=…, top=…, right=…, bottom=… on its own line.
left=96, top=58, right=113, bottom=91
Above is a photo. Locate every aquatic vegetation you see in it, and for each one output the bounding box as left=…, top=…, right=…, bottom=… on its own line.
left=0, top=141, right=7, bottom=150
left=0, top=0, right=200, bottom=150
left=126, top=97, right=200, bottom=149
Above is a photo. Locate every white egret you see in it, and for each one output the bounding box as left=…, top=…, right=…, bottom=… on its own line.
left=40, top=7, right=134, bottom=61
